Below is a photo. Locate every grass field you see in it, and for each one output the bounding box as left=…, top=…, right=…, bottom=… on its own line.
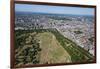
left=35, top=32, right=71, bottom=64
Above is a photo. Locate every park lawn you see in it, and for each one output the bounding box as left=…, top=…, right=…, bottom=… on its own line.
left=35, top=32, right=71, bottom=64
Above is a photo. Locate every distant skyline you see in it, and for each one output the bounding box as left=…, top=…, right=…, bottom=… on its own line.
left=15, top=4, right=94, bottom=16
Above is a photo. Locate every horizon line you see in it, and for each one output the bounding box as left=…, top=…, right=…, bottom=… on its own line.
left=15, top=11, right=94, bottom=16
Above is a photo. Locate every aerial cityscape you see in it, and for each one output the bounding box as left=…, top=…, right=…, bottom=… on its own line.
left=14, top=4, right=95, bottom=67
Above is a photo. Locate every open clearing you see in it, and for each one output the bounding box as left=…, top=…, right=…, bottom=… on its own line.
left=35, top=32, right=71, bottom=64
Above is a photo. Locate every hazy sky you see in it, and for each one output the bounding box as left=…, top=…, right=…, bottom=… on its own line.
left=15, top=4, right=94, bottom=15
